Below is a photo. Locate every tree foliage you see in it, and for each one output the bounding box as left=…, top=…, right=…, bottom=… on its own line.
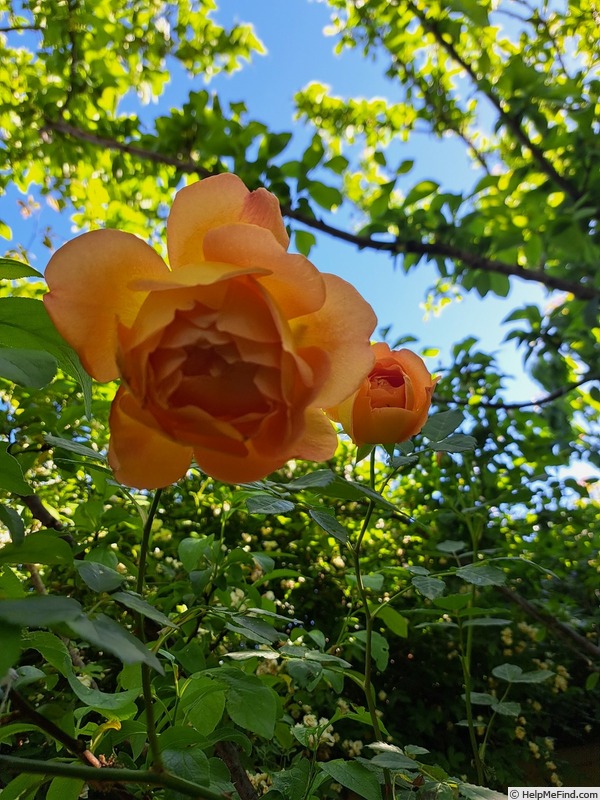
left=0, top=1, right=599, bottom=798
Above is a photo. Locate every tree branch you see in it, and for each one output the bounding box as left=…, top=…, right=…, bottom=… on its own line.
left=42, top=118, right=215, bottom=177
left=498, top=585, right=600, bottom=663
left=407, top=0, right=584, bottom=205
left=434, top=372, right=600, bottom=410
left=283, top=206, right=599, bottom=301
left=0, top=755, right=227, bottom=799
left=41, top=119, right=600, bottom=301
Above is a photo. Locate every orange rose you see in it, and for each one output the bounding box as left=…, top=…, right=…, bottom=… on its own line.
left=44, top=174, right=376, bottom=487
left=327, top=343, right=437, bottom=446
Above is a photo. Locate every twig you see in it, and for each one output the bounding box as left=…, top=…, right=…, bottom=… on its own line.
left=498, top=586, right=600, bottom=662
left=434, top=372, right=600, bottom=410
left=9, top=689, right=100, bottom=767
left=0, top=755, right=226, bottom=799
left=19, top=494, right=62, bottom=530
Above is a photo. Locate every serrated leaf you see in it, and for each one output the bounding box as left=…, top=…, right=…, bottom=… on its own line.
left=412, top=575, right=446, bottom=599
left=308, top=507, right=348, bottom=543
left=246, top=494, right=295, bottom=515
left=460, top=783, right=508, bottom=800
left=370, top=750, right=418, bottom=770
left=491, top=700, right=521, bottom=716
left=435, top=434, right=477, bottom=453
left=456, top=564, right=506, bottom=586
left=422, top=410, right=463, bottom=442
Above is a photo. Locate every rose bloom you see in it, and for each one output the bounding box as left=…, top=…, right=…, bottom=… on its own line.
left=327, top=343, right=437, bottom=446
left=44, top=174, right=376, bottom=487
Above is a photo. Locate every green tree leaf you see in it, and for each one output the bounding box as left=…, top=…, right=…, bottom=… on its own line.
left=319, top=760, right=382, bottom=800
left=0, top=348, right=57, bottom=388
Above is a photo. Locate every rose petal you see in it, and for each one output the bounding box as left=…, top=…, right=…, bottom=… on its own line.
left=203, top=224, right=325, bottom=318
left=44, top=230, right=167, bottom=381
left=291, top=274, right=377, bottom=407
left=167, top=174, right=289, bottom=268
left=352, top=398, right=419, bottom=446
left=108, top=387, right=193, bottom=489
left=293, top=408, right=339, bottom=461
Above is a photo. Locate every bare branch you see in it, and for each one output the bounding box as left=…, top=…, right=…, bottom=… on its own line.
left=284, top=206, right=599, bottom=301
left=434, top=372, right=600, bottom=410
left=43, top=119, right=600, bottom=301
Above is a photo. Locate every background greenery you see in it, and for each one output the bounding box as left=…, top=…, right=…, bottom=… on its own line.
left=0, top=0, right=598, bottom=797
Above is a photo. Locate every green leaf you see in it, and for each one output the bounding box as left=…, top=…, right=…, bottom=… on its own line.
left=377, top=605, right=408, bottom=638
left=434, top=434, right=477, bottom=453
left=65, top=670, right=140, bottom=715
left=460, top=784, right=508, bottom=800
left=370, top=750, right=418, bottom=770
left=308, top=507, right=348, bottom=544
left=320, top=760, right=382, bottom=800
left=585, top=672, right=599, bottom=691
left=294, top=229, right=317, bottom=256
left=491, top=700, right=521, bottom=716
left=0, top=348, right=57, bottom=388
left=209, top=667, right=278, bottom=738
left=46, top=777, right=86, bottom=800
left=0, top=773, right=47, bottom=800
left=0, top=531, right=73, bottom=566
left=111, top=590, right=177, bottom=628
left=44, top=435, right=106, bottom=462
left=0, top=505, right=25, bottom=544
left=421, top=410, right=463, bottom=442
left=67, top=613, right=163, bottom=673
left=353, top=630, right=389, bottom=671
left=492, top=663, right=553, bottom=683
left=466, top=692, right=496, bottom=706
left=0, top=297, right=91, bottom=415
left=0, top=596, right=83, bottom=627
left=437, top=539, right=466, bottom=553
left=74, top=561, right=124, bottom=593
left=0, top=623, right=21, bottom=678
left=433, top=594, right=471, bottom=611
left=456, top=564, right=506, bottom=586
left=246, top=494, right=295, bottom=515
left=412, top=575, right=446, bottom=599
left=462, top=617, right=511, bottom=627
left=180, top=675, right=229, bottom=736
left=21, top=630, right=72, bottom=675
left=161, top=736, right=211, bottom=788
left=404, top=179, right=440, bottom=205
left=0, top=445, right=32, bottom=495
left=0, top=258, right=42, bottom=279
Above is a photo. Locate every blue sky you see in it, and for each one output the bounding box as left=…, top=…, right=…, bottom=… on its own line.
left=3, top=0, right=549, bottom=402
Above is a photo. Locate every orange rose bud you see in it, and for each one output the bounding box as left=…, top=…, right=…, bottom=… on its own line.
left=44, top=174, right=376, bottom=488
left=327, top=343, right=438, bottom=446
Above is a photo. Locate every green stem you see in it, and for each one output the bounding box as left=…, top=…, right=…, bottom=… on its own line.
left=136, top=488, right=163, bottom=596
left=479, top=684, right=511, bottom=764
left=135, top=488, right=164, bottom=772
left=351, top=450, right=393, bottom=800
left=0, top=755, right=226, bottom=800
